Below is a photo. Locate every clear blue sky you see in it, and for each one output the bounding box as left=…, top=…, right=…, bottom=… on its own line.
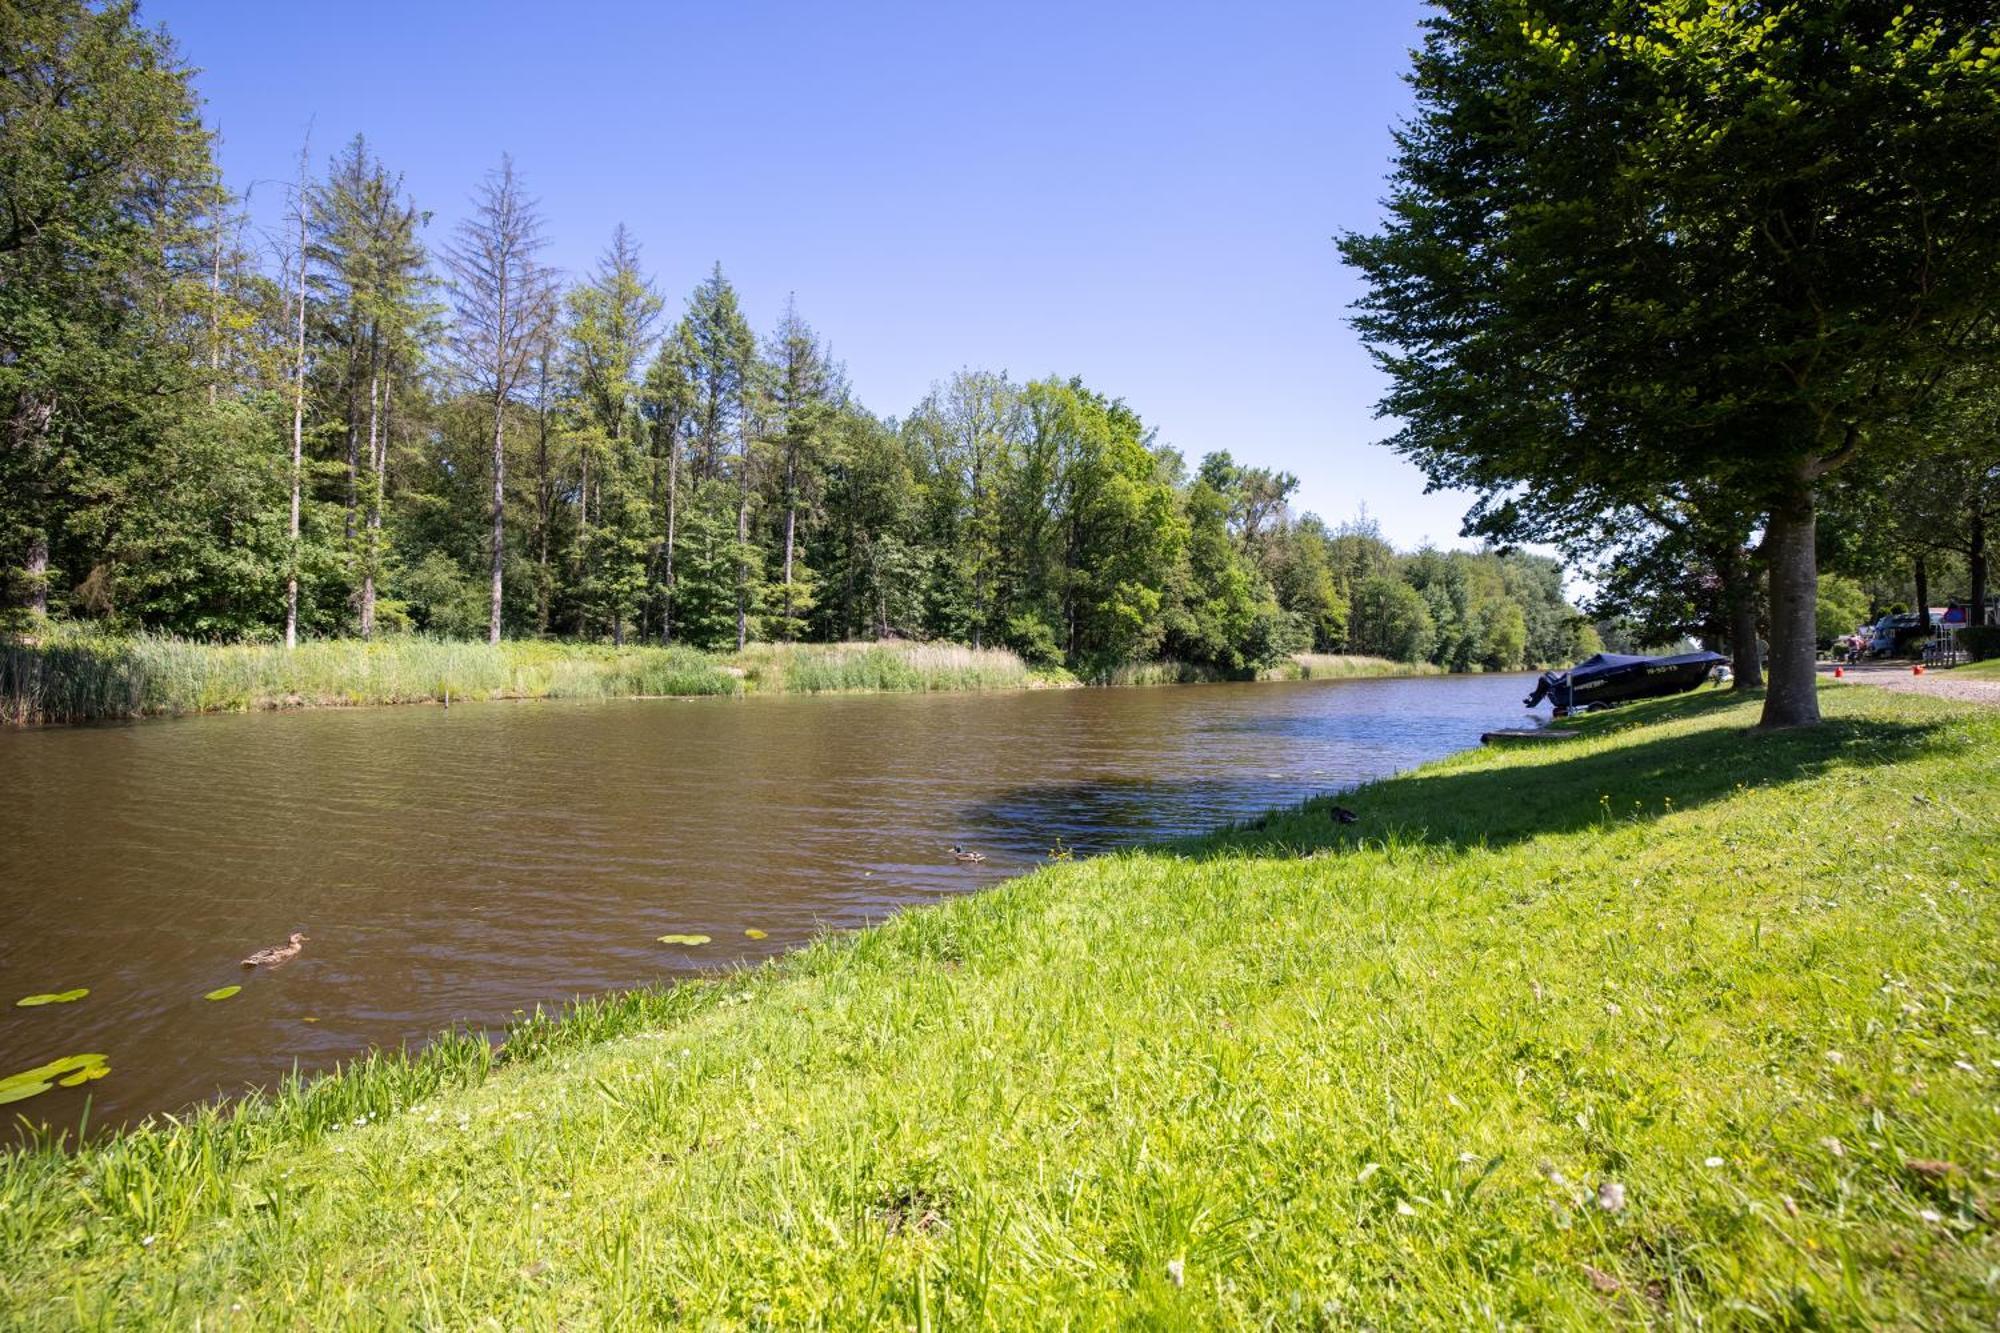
left=146, top=0, right=1481, bottom=551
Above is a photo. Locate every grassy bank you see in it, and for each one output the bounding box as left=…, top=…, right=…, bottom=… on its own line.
left=3, top=687, right=1995, bottom=1325
left=0, top=631, right=1432, bottom=724
left=0, top=633, right=1042, bottom=725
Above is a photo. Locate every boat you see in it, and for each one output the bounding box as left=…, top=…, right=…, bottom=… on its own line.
left=1523, top=651, right=1727, bottom=714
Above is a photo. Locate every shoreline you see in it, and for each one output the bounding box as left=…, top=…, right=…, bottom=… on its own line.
left=3, top=685, right=1993, bottom=1323
left=1, top=635, right=1446, bottom=728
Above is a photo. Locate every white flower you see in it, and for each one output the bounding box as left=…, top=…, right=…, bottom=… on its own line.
left=1165, top=1258, right=1185, bottom=1288
left=1596, top=1181, right=1626, bottom=1213
left=140, top=1235, right=155, bottom=1248
left=1704, top=1157, right=1724, bottom=1168
left=1920, top=1209, right=1943, bottom=1224
left=1824, top=1051, right=1844, bottom=1063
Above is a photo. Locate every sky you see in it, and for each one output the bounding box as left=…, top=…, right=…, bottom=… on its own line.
left=144, top=0, right=1482, bottom=551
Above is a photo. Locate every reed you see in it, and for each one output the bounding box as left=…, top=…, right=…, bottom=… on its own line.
left=1, top=631, right=1047, bottom=724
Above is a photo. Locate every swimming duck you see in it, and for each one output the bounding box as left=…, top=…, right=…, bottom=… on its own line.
left=950, top=845, right=987, bottom=864
left=242, top=932, right=308, bottom=968
left=1330, top=806, right=1359, bottom=825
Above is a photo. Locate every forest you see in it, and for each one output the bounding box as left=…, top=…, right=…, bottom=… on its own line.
left=0, top=2, right=1589, bottom=682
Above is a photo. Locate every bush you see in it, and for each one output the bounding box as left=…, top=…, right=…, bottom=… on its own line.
left=1959, top=625, right=2000, bottom=661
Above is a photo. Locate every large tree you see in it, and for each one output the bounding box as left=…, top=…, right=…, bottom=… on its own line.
left=1342, top=0, right=2000, bottom=726
left=445, top=156, right=553, bottom=644
left=0, top=0, right=216, bottom=619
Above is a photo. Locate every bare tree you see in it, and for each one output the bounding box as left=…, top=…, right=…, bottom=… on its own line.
left=284, top=139, right=310, bottom=651
left=445, top=155, right=553, bottom=644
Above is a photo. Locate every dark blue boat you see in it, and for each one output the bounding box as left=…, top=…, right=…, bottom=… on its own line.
left=1524, top=651, right=1727, bottom=713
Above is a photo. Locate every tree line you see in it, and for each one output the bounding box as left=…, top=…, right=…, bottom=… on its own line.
left=1, top=1, right=1590, bottom=678
left=1341, top=0, right=2000, bottom=727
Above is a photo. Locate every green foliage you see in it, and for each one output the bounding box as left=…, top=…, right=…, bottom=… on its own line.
left=1349, top=574, right=1435, bottom=663
left=1816, top=574, right=1873, bottom=647
left=1340, top=0, right=2000, bottom=726
left=1958, top=625, right=2000, bottom=661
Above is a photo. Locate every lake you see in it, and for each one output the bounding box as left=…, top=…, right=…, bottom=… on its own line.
left=0, top=673, right=1538, bottom=1129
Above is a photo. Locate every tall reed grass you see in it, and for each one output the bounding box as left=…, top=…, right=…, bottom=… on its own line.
left=0, top=630, right=1040, bottom=725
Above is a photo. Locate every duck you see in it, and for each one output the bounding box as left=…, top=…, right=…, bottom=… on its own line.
left=242, top=932, right=308, bottom=968
left=1329, top=806, right=1359, bottom=825
left=950, top=845, right=987, bottom=864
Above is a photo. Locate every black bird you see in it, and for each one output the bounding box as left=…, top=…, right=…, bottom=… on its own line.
left=1330, top=806, right=1359, bottom=825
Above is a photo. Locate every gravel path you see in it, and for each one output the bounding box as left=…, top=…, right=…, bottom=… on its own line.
left=1819, top=661, right=2000, bottom=706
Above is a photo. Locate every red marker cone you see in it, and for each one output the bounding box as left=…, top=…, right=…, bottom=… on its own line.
left=1833, top=666, right=1844, bottom=678
left=1913, top=664, right=1924, bottom=676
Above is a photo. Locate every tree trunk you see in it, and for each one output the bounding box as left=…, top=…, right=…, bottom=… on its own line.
left=1722, top=549, right=1763, bottom=690
left=1914, top=555, right=1930, bottom=631
left=285, top=170, right=307, bottom=652
left=1968, top=510, right=1987, bottom=628
left=535, top=390, right=552, bottom=636
left=488, top=391, right=506, bottom=645
left=360, top=369, right=381, bottom=639
left=23, top=532, right=48, bottom=616
left=781, top=441, right=798, bottom=634
left=735, top=463, right=751, bottom=652
left=661, top=430, right=679, bottom=645
left=1759, top=487, right=1820, bottom=729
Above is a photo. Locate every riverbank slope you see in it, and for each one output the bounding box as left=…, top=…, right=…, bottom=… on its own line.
left=0, top=633, right=1434, bottom=725
left=3, top=687, right=1995, bottom=1325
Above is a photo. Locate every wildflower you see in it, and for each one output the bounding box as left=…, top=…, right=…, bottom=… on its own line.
left=1165, top=1258, right=1185, bottom=1288
left=1596, top=1181, right=1626, bottom=1213
left=1920, top=1209, right=1943, bottom=1224
left=141, top=1235, right=155, bottom=1248
left=1821, top=1137, right=1845, bottom=1157
left=1824, top=1050, right=1844, bottom=1063
left=1704, top=1156, right=1725, bottom=1168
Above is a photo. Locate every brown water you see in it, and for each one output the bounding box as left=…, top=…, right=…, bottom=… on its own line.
left=1, top=674, right=1536, bottom=1129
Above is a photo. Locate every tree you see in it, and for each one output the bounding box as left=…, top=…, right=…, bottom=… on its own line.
left=0, top=0, right=216, bottom=621
left=445, top=156, right=553, bottom=644
left=1342, top=0, right=2000, bottom=727
left=308, top=136, right=432, bottom=637
left=762, top=297, right=843, bottom=640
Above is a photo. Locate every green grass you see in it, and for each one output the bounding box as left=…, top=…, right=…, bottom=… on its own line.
left=3, top=687, right=1997, bottom=1326
left=0, top=632, right=1039, bottom=725
left=1953, top=657, right=2000, bottom=679
left=1096, top=653, right=1430, bottom=687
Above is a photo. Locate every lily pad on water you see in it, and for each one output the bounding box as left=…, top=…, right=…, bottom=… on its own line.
left=744, top=928, right=768, bottom=940
left=0, top=1054, right=110, bottom=1105
left=657, top=934, right=712, bottom=946
left=15, top=988, right=89, bottom=1007
left=204, top=985, right=242, bottom=1001
left=58, top=1064, right=110, bottom=1087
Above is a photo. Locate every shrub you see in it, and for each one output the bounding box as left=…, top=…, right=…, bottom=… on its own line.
left=1958, top=625, right=2000, bottom=661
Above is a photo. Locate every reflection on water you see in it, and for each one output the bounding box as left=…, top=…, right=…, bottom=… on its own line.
left=0, top=673, right=1536, bottom=1127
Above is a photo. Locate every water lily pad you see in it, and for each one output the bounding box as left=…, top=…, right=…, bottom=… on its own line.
left=15, top=988, right=88, bottom=1007
left=204, top=985, right=242, bottom=1001
left=57, top=1064, right=109, bottom=1087
left=657, top=934, right=712, bottom=946
left=0, top=1054, right=109, bottom=1098
left=744, top=928, right=768, bottom=940
left=0, top=1081, right=53, bottom=1105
